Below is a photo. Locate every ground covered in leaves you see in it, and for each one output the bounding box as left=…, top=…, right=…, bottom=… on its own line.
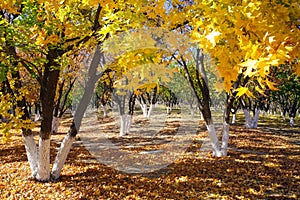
left=0, top=113, right=299, bottom=199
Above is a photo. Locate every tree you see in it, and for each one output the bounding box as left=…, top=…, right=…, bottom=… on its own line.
left=271, top=63, right=300, bottom=126
left=1, top=0, right=299, bottom=181
left=49, top=1, right=154, bottom=180
left=155, top=0, right=300, bottom=156
left=1, top=0, right=150, bottom=181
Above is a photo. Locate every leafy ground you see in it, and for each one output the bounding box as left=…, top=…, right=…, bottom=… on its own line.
left=0, top=113, right=299, bottom=199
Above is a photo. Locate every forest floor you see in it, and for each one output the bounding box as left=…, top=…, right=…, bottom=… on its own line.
left=0, top=111, right=300, bottom=199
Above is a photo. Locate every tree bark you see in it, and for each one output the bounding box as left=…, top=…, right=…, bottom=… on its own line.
left=22, top=134, right=38, bottom=177
left=206, top=124, right=222, bottom=157
left=51, top=45, right=104, bottom=180
left=221, top=122, right=230, bottom=156
left=36, top=48, right=61, bottom=181
left=51, top=116, right=61, bottom=134
left=252, top=109, right=261, bottom=128
left=290, top=117, right=294, bottom=127
left=51, top=133, right=76, bottom=179
left=178, top=48, right=223, bottom=156
left=243, top=109, right=251, bottom=128
left=147, top=103, right=154, bottom=118
left=36, top=138, right=51, bottom=181
left=7, top=46, right=39, bottom=179
left=231, top=114, right=236, bottom=124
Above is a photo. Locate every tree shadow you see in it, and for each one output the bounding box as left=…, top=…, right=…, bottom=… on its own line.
left=0, top=144, right=27, bottom=163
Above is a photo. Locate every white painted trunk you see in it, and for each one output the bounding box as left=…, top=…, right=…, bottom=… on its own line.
left=120, top=115, right=126, bottom=136
left=51, top=134, right=76, bottom=180
left=250, top=117, right=254, bottom=128
left=34, top=112, right=40, bottom=122
left=166, top=107, right=170, bottom=114
left=221, top=123, right=230, bottom=156
left=142, top=104, right=147, bottom=118
left=147, top=104, right=154, bottom=118
left=22, top=135, right=38, bottom=178
left=243, top=109, right=251, bottom=128
left=252, top=109, right=261, bottom=128
left=125, top=115, right=132, bottom=134
left=206, top=124, right=222, bottom=157
left=290, top=117, right=294, bottom=127
left=138, top=102, right=147, bottom=117
left=120, top=115, right=131, bottom=136
left=36, top=138, right=50, bottom=181
left=232, top=114, right=236, bottom=124
left=103, top=105, right=107, bottom=117
left=51, top=117, right=61, bottom=133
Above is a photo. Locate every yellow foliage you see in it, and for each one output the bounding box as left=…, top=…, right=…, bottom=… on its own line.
left=183, top=0, right=300, bottom=93
left=265, top=80, right=278, bottom=91
left=235, top=87, right=248, bottom=98
left=295, top=62, right=300, bottom=76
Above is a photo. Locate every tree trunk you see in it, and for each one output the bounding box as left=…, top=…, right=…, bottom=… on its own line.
left=51, top=133, right=76, bottom=179
left=232, top=113, right=236, bottom=124
left=120, top=114, right=127, bottom=136
left=166, top=106, right=170, bottom=114
left=7, top=45, right=40, bottom=179
left=147, top=103, right=154, bottom=118
left=52, top=116, right=61, bottom=134
left=34, top=109, right=41, bottom=122
left=36, top=138, right=51, bottom=181
left=141, top=103, right=147, bottom=117
left=125, top=115, right=132, bottom=134
left=22, top=133, right=38, bottom=177
left=147, top=86, right=157, bottom=118
left=221, top=122, right=230, bottom=156
left=222, top=94, right=235, bottom=156
left=206, top=124, right=222, bottom=157
left=103, top=104, right=108, bottom=117
left=119, top=114, right=132, bottom=136
left=37, top=48, right=61, bottom=181
left=51, top=45, right=104, bottom=180
left=178, top=48, right=224, bottom=157
left=290, top=117, right=294, bottom=127
left=243, top=109, right=251, bottom=128
left=252, top=109, right=261, bottom=128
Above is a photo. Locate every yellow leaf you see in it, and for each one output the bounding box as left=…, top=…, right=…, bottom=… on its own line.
left=255, top=86, right=265, bottom=95
left=235, top=87, right=248, bottom=97
left=205, top=30, right=221, bottom=47
left=295, top=62, right=300, bottom=76
left=246, top=89, right=256, bottom=98
left=266, top=80, right=278, bottom=90
left=239, top=59, right=257, bottom=77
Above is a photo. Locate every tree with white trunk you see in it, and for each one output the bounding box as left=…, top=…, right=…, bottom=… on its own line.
left=173, top=47, right=225, bottom=156
left=51, top=44, right=105, bottom=180
left=239, top=95, right=266, bottom=129
left=1, top=0, right=299, bottom=183
left=112, top=89, right=135, bottom=137
left=136, top=86, right=158, bottom=118
left=1, top=0, right=148, bottom=181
